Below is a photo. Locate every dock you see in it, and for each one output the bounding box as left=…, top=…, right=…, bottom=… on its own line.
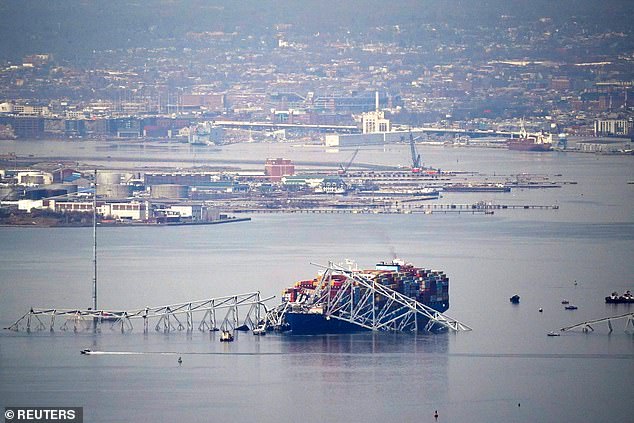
left=231, top=203, right=559, bottom=215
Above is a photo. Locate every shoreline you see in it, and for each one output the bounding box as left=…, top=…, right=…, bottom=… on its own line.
left=0, top=217, right=251, bottom=228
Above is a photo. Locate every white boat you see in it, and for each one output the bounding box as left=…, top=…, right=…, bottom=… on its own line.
left=220, top=330, right=234, bottom=342
left=252, top=326, right=266, bottom=336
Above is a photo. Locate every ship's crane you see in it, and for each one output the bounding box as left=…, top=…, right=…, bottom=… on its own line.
left=338, top=148, right=359, bottom=175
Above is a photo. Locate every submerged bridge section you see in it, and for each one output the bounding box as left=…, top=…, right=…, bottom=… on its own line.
left=6, top=292, right=271, bottom=334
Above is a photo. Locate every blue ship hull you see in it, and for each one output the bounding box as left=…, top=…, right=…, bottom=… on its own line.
left=286, top=301, right=449, bottom=334
left=285, top=313, right=368, bottom=334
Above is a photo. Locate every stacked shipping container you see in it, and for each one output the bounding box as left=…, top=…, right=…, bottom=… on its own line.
left=282, top=262, right=449, bottom=312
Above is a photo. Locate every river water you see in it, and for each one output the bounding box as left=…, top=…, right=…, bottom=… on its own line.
left=0, top=140, right=633, bottom=422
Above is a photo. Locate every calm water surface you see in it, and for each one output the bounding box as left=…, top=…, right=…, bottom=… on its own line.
left=0, top=141, right=633, bottom=422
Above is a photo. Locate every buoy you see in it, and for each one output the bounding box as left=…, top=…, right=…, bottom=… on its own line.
left=178, top=356, right=182, bottom=365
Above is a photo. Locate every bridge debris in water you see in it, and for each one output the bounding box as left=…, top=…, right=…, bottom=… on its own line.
left=264, top=262, right=472, bottom=333
left=558, top=312, right=634, bottom=333
left=7, top=261, right=474, bottom=335
left=6, top=292, right=271, bottom=334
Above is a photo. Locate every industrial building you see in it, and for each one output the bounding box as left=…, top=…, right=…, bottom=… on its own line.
left=35, top=198, right=221, bottom=223
left=593, top=119, right=633, bottom=136
left=144, top=172, right=216, bottom=186
left=187, top=121, right=224, bottom=145
left=282, top=174, right=346, bottom=193
left=102, top=201, right=149, bottom=220
left=265, top=158, right=295, bottom=182
left=361, top=92, right=391, bottom=134
left=361, top=110, right=391, bottom=134
left=575, top=137, right=633, bottom=153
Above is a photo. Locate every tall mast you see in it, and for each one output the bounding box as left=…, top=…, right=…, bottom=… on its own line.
left=93, top=169, right=97, bottom=314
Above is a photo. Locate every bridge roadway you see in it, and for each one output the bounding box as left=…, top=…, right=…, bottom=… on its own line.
left=212, top=120, right=517, bottom=138
left=213, top=120, right=359, bottom=133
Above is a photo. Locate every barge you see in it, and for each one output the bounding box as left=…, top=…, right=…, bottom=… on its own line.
left=443, top=184, right=511, bottom=193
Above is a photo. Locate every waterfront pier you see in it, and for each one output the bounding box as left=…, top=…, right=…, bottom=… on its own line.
left=231, top=202, right=559, bottom=215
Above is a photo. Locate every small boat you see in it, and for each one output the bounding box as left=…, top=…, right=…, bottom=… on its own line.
left=605, top=291, right=634, bottom=304
left=564, top=305, right=578, bottom=310
left=547, top=331, right=560, bottom=337
left=80, top=349, right=91, bottom=355
left=561, top=299, right=569, bottom=305
left=252, top=326, right=266, bottom=336
left=509, top=295, right=520, bottom=304
left=219, top=330, right=234, bottom=342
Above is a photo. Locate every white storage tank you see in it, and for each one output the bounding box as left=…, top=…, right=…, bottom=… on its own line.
left=98, top=184, right=132, bottom=198
left=150, top=184, right=189, bottom=199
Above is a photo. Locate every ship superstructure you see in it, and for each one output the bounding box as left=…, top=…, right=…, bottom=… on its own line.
left=507, top=126, right=553, bottom=151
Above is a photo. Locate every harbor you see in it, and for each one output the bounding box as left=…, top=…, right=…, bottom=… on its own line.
left=1, top=146, right=632, bottom=423
left=0, top=142, right=574, bottom=226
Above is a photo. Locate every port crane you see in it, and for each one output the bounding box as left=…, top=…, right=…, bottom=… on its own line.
left=338, top=148, right=359, bottom=175
left=407, top=132, right=422, bottom=173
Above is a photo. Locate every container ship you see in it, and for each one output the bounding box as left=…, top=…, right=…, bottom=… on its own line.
left=507, top=129, right=553, bottom=151
left=280, top=259, right=449, bottom=334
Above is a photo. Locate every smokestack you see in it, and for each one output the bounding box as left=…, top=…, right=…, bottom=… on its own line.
left=375, top=91, right=379, bottom=112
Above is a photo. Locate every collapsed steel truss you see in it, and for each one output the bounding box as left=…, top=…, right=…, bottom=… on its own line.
left=264, top=262, right=472, bottom=333
left=559, top=312, right=634, bottom=333
left=7, top=262, right=473, bottom=335
left=6, top=292, right=271, bottom=333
